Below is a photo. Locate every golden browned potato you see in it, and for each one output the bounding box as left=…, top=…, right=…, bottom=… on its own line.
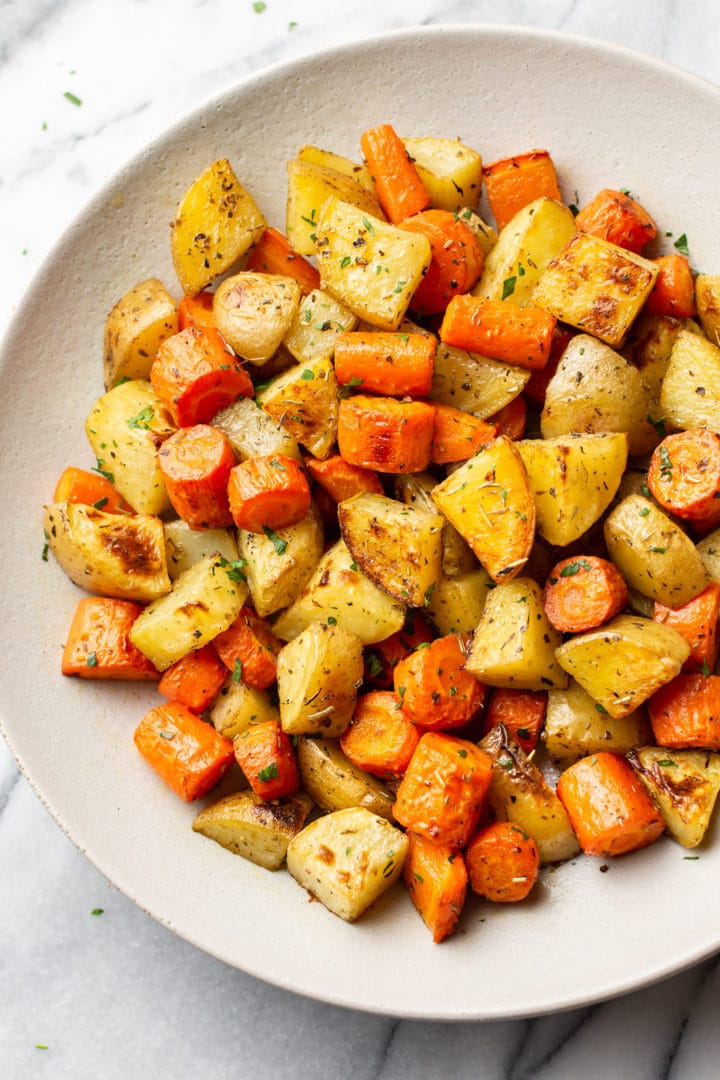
left=239, top=503, right=324, bottom=617
left=695, top=274, right=720, bottom=345
left=103, top=278, right=178, bottom=389
left=210, top=679, right=279, bottom=740
left=170, top=158, right=266, bottom=295
left=164, top=519, right=239, bottom=582
left=697, top=527, right=720, bottom=585
left=213, top=272, right=301, bottom=365
left=296, top=737, right=395, bottom=819
left=277, top=621, right=364, bottom=737
left=287, top=159, right=383, bottom=255
left=430, top=343, right=529, bottom=419
left=283, top=288, right=358, bottom=366
left=394, top=472, right=477, bottom=578
left=402, top=136, right=483, bottom=212
left=193, top=790, right=313, bottom=869
left=424, top=569, right=493, bottom=636
left=659, top=329, right=720, bottom=432
left=627, top=747, right=720, bottom=848
left=626, top=313, right=704, bottom=402
left=296, top=145, right=375, bottom=194
left=543, top=679, right=652, bottom=765
left=211, top=396, right=301, bottom=463
left=256, top=355, right=339, bottom=459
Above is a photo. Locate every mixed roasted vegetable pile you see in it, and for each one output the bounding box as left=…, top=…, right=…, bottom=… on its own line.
left=43, top=124, right=720, bottom=941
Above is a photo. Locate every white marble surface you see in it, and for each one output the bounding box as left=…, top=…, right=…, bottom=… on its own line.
left=4, top=1, right=720, bottom=1077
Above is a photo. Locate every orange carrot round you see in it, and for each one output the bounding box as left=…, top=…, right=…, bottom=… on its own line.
left=556, top=751, right=664, bottom=857
left=487, top=394, right=527, bottom=440
left=575, top=188, right=657, bottom=253
left=649, top=673, right=720, bottom=749
left=227, top=453, right=310, bottom=533
left=337, top=394, right=435, bottom=473
left=644, top=254, right=697, bottom=318
left=151, top=325, right=253, bottom=427
left=393, top=635, right=485, bottom=731
left=466, top=821, right=540, bottom=902
left=232, top=719, right=299, bottom=800
left=305, top=453, right=383, bottom=503
left=158, top=424, right=237, bottom=529
left=360, top=123, right=430, bottom=224
left=363, top=610, right=436, bottom=689
left=340, top=691, right=420, bottom=779
left=401, top=209, right=484, bottom=315
left=134, top=702, right=235, bottom=802
left=53, top=466, right=135, bottom=514
left=177, top=291, right=216, bottom=334
left=482, top=149, right=562, bottom=231
left=647, top=429, right=720, bottom=525
left=213, top=606, right=282, bottom=690
left=430, top=403, right=497, bottom=464
left=653, top=583, right=720, bottom=675
left=439, top=295, right=556, bottom=370
left=61, top=597, right=159, bottom=680
left=333, top=331, right=436, bottom=397
left=482, top=689, right=547, bottom=754
left=543, top=555, right=629, bottom=633
left=245, top=226, right=320, bottom=295
left=157, top=645, right=227, bottom=713
left=403, top=832, right=468, bottom=942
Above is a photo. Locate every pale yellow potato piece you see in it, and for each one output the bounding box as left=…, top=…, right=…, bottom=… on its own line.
left=474, top=197, right=576, bottom=307
left=432, top=436, right=535, bottom=583
left=211, top=679, right=278, bottom=740
left=424, top=569, right=493, bottom=636
left=697, top=527, right=720, bottom=585
left=85, top=379, right=176, bottom=516
left=628, top=747, right=720, bottom=848
left=44, top=503, right=170, bottom=603
left=273, top=539, right=405, bottom=645
left=193, top=790, right=313, bottom=870
left=256, top=354, right=338, bottom=459
left=517, top=432, right=628, bottom=547
left=338, top=492, right=443, bottom=607
left=277, top=621, right=363, bottom=737
left=695, top=274, right=720, bottom=346
left=533, top=232, right=658, bottom=346
left=164, top=520, right=239, bottom=583
left=544, top=679, right=652, bottom=765
left=480, top=725, right=580, bottom=863
left=129, top=554, right=245, bottom=670
left=604, top=494, right=707, bottom=606
left=213, top=272, right=300, bottom=365
left=103, top=278, right=178, bottom=389
left=296, top=145, right=376, bottom=193
left=212, top=396, right=301, bottom=463
left=555, top=614, right=690, bottom=718
left=314, top=197, right=431, bottom=330
left=286, top=807, right=408, bottom=922
left=466, top=577, right=567, bottom=690
left=296, top=737, right=395, bottom=820
left=394, top=472, right=476, bottom=577
left=239, top=503, right=324, bottom=617
left=626, top=313, right=704, bottom=402
left=431, top=343, right=530, bottom=419
left=283, top=288, right=358, bottom=366
left=170, top=158, right=266, bottom=295
left=456, top=208, right=497, bottom=256
left=287, top=159, right=383, bottom=255
left=402, top=136, right=482, bottom=212
left=659, top=329, right=720, bottom=432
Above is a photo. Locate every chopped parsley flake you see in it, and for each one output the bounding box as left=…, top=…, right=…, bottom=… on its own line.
left=232, top=658, right=243, bottom=683
left=263, top=527, right=288, bottom=555
left=257, top=761, right=279, bottom=782
left=64, top=91, right=82, bottom=106
left=674, top=233, right=690, bottom=256
left=501, top=275, right=516, bottom=300
left=127, top=405, right=154, bottom=430
left=86, top=652, right=98, bottom=668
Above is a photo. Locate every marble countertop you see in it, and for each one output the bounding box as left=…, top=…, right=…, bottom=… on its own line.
left=4, top=1, right=720, bottom=1077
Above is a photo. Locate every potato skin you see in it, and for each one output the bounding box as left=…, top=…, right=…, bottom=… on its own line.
left=213, top=272, right=301, bottom=365
left=296, top=736, right=395, bottom=820
left=277, top=621, right=364, bottom=737
left=103, top=277, right=178, bottom=390
left=193, top=790, right=313, bottom=870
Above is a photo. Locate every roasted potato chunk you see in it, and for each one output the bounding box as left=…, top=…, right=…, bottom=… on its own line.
left=211, top=396, right=301, bottom=463
left=659, top=329, right=720, bottom=432
left=628, top=747, right=720, bottom=848
left=296, top=737, right=395, bottom=820
left=296, top=145, right=375, bottom=194
left=425, top=569, right=493, bottom=636
left=544, top=679, right=652, bottom=765
left=287, top=158, right=383, bottom=255
left=277, top=621, right=363, bottom=737
left=256, top=354, right=339, bottom=459
left=213, top=272, right=300, bottom=365
left=103, top=278, right=178, bottom=390
left=695, top=274, right=720, bottom=345
left=210, top=678, right=279, bottom=740
left=170, top=158, right=266, bottom=295
left=193, top=790, right=313, bottom=869
left=239, top=502, right=323, bottom=617
left=394, top=472, right=476, bottom=578
left=402, top=136, right=482, bottom=212
left=164, top=519, right=239, bottom=582
left=431, top=344, right=529, bottom=419
left=283, top=288, right=358, bottom=366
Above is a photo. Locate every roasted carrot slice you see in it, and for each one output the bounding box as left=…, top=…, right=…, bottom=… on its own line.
left=157, top=645, right=227, bottom=713
left=245, top=226, right=321, bottom=295
left=430, top=404, right=497, bottom=464
left=649, top=674, right=720, bottom=749
left=482, top=149, right=562, bottom=231
left=61, top=597, right=159, bottom=680
left=439, top=295, right=556, bottom=370
left=543, top=555, right=629, bottom=633
left=556, top=751, right=664, bottom=856
left=233, top=718, right=299, bottom=800
left=575, top=188, right=657, bottom=253
left=337, top=394, right=435, bottom=473
left=213, top=606, right=282, bottom=690
left=482, top=689, right=547, bottom=754
left=227, top=453, right=311, bottom=532
left=393, top=732, right=493, bottom=848
left=363, top=610, right=436, bottom=689
left=151, top=325, right=253, bottom=427
left=653, top=584, right=720, bottom=675
left=486, top=394, right=527, bottom=441
left=158, top=424, right=237, bottom=529
left=393, top=634, right=485, bottom=731
left=644, top=254, right=697, bottom=318
left=177, top=291, right=216, bottom=334
left=401, top=209, right=484, bottom=315
left=339, top=691, right=420, bottom=778
left=647, top=429, right=720, bottom=526
left=360, top=123, right=430, bottom=223
left=403, top=832, right=468, bottom=942
left=53, top=466, right=135, bottom=514
left=305, top=453, right=383, bottom=503
left=333, top=331, right=436, bottom=397
left=134, top=702, right=234, bottom=801
left=466, top=821, right=540, bottom=901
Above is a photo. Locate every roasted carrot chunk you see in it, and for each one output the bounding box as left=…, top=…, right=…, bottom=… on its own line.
left=363, top=610, right=436, bottom=689
left=337, top=394, right=435, bottom=473
left=649, top=674, right=720, bottom=749
left=360, top=123, right=430, bottom=223
left=644, top=254, right=697, bottom=318
left=430, top=404, right=497, bottom=464
left=158, top=424, right=237, bottom=529
left=482, top=149, right=562, bottom=231
left=556, top=751, right=664, bottom=856
left=157, top=646, right=227, bottom=713
left=401, top=209, right=484, bottom=315
left=340, top=691, right=420, bottom=779
left=543, top=555, right=629, bottom=633
left=245, top=226, right=321, bottom=295
left=523, top=324, right=575, bottom=408
left=575, top=188, right=656, bottom=253
left=233, top=719, right=299, bottom=800
left=151, top=325, right=253, bottom=427
left=333, top=331, right=436, bottom=397
left=134, top=702, right=234, bottom=801
left=653, top=584, right=720, bottom=675
left=305, top=453, right=383, bottom=503
left=53, top=466, right=135, bottom=514
left=482, top=689, right=547, bottom=754
left=393, top=634, right=485, bottom=731
left=466, top=821, right=540, bottom=902
left=61, top=597, right=159, bottom=680
left=486, top=394, right=527, bottom=441
left=403, top=832, right=468, bottom=942
left=213, top=606, right=282, bottom=690
left=177, top=291, right=216, bottom=334
left=227, top=453, right=311, bottom=532
left=647, top=429, right=720, bottom=527
left=393, top=732, right=493, bottom=848
left=439, top=295, right=556, bottom=370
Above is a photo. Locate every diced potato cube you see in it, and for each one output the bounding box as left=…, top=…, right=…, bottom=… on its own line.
left=210, top=679, right=278, bottom=740
left=193, top=790, right=313, bottom=869
left=164, top=519, right=239, bottom=582
left=659, top=329, right=720, bottom=432
left=296, top=737, right=395, bottom=819
left=695, top=274, right=720, bottom=345
left=213, top=272, right=301, bottom=365
left=283, top=288, right=358, bottom=366
left=287, top=159, right=383, bottom=255
left=257, top=355, right=339, bottom=459
left=424, top=569, right=493, bottom=636
left=212, top=396, right=301, bottom=463
left=277, top=621, right=363, bottom=737
left=239, top=503, right=324, bottom=617
left=628, top=747, right=720, bottom=848
left=544, top=679, right=652, bottom=765
left=296, top=145, right=375, bottom=194
left=431, top=344, right=529, bottom=419
left=402, top=136, right=483, bottom=212
left=103, top=278, right=178, bottom=390
left=394, top=472, right=476, bottom=578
